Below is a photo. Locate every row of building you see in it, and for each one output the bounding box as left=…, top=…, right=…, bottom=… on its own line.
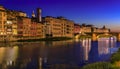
left=0, top=5, right=110, bottom=41
left=0, top=6, right=45, bottom=41
left=74, top=24, right=110, bottom=35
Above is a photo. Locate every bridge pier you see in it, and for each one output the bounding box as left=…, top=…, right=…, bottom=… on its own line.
left=75, top=32, right=120, bottom=41
left=117, top=33, right=120, bottom=41
left=92, top=33, right=97, bottom=41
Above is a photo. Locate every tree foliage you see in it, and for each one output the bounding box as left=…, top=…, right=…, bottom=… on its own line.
left=82, top=62, right=113, bottom=69
left=111, top=48, right=120, bottom=63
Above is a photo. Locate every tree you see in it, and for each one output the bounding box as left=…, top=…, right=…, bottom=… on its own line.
left=82, top=62, right=113, bottom=69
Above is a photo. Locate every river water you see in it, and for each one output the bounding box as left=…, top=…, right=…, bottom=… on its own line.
left=0, top=37, right=119, bottom=69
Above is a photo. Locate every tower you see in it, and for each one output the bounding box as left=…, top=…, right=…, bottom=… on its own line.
left=37, top=8, right=42, bottom=22
left=32, top=10, right=35, bottom=18
left=102, top=25, right=106, bottom=29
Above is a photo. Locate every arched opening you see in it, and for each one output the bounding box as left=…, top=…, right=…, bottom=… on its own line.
left=97, top=34, right=117, bottom=41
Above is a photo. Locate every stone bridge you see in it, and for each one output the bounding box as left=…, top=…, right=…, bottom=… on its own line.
left=75, top=32, right=120, bottom=41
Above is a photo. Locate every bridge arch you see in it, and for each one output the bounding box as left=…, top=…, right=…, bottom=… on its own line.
left=74, top=33, right=91, bottom=39
left=75, top=32, right=120, bottom=41
left=92, top=33, right=120, bottom=41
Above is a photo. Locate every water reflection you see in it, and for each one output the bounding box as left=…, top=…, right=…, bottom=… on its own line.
left=0, top=37, right=118, bottom=69
left=80, top=39, right=91, bottom=63
left=98, top=37, right=117, bottom=60
left=0, top=46, right=18, bottom=69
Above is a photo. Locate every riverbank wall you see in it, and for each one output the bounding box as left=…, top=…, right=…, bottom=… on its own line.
left=0, top=36, right=72, bottom=42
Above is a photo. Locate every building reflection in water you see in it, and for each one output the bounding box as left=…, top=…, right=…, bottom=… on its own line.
left=80, top=39, right=91, bottom=63
left=0, top=46, right=18, bottom=69
left=98, top=37, right=117, bottom=60
left=0, top=38, right=118, bottom=69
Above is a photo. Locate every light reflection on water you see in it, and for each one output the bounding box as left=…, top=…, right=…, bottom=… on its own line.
left=0, top=37, right=118, bottom=69
left=97, top=37, right=117, bottom=61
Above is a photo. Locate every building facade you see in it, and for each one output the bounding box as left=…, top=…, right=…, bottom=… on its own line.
left=36, top=23, right=45, bottom=38
left=80, top=24, right=110, bottom=34
left=74, top=23, right=81, bottom=34
left=64, top=19, right=74, bottom=37
left=44, top=16, right=74, bottom=38
left=44, top=16, right=63, bottom=37
left=5, top=9, right=27, bottom=41
left=93, top=26, right=110, bottom=33
left=0, top=5, right=45, bottom=41
left=81, top=26, right=92, bottom=33
left=0, top=6, right=7, bottom=36
left=21, top=17, right=31, bottom=37
left=0, top=5, right=111, bottom=41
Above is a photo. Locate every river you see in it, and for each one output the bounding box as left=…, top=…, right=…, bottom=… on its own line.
left=0, top=37, right=119, bottom=69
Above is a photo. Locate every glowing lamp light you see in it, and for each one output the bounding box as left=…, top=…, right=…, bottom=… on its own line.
left=7, top=21, right=12, bottom=24
left=0, top=32, right=3, bottom=35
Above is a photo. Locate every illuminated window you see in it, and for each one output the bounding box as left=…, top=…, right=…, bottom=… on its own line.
left=6, top=21, right=12, bottom=24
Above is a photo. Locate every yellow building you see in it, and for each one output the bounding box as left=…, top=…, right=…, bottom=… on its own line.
left=81, top=25, right=110, bottom=34
left=93, top=26, right=110, bottom=33
left=5, top=9, right=28, bottom=41
left=6, top=10, right=27, bottom=18
left=0, top=6, right=7, bottom=41
left=58, top=17, right=74, bottom=37
left=6, top=10, right=27, bottom=36
left=44, top=16, right=62, bottom=37
left=81, top=26, right=92, bottom=33
left=18, top=11, right=27, bottom=17
left=22, top=17, right=31, bottom=37
left=44, top=16, right=74, bottom=38
left=16, top=16, right=45, bottom=39
left=0, top=6, right=7, bottom=36
left=37, top=23, right=45, bottom=38
left=17, top=17, right=31, bottom=38
left=64, top=19, right=74, bottom=37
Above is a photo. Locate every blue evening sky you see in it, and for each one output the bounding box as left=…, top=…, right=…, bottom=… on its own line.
left=0, top=0, right=120, bottom=32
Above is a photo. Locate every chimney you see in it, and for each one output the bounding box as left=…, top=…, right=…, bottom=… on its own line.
left=37, top=8, right=42, bottom=22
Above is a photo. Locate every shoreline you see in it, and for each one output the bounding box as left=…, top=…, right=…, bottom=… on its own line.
left=0, top=36, right=118, bottom=42
left=17, top=37, right=72, bottom=42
